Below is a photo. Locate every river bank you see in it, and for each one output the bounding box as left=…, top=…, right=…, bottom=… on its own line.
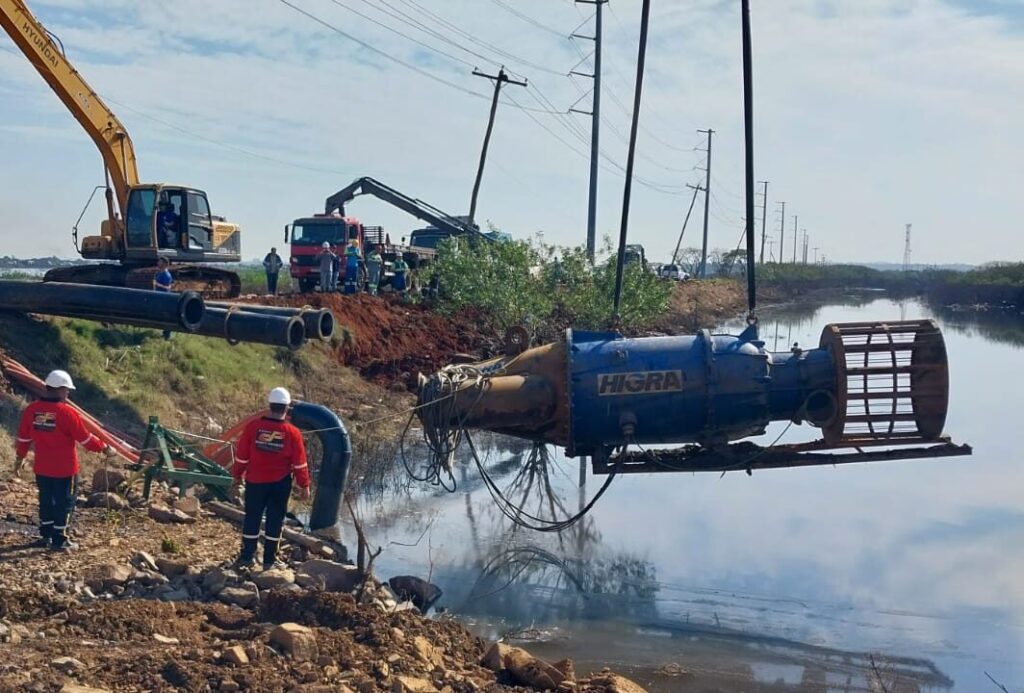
left=0, top=280, right=753, bottom=692
left=756, top=262, right=1024, bottom=310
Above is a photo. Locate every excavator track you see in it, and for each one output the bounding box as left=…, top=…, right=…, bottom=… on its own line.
left=124, top=265, right=241, bottom=299
left=44, top=264, right=240, bottom=299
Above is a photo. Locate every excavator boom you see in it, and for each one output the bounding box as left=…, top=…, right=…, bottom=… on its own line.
left=0, top=0, right=139, bottom=212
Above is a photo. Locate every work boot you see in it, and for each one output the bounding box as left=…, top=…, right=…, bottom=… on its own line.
left=51, top=540, right=79, bottom=552
left=27, top=536, right=50, bottom=549
left=263, top=560, right=288, bottom=572
left=232, top=555, right=256, bottom=570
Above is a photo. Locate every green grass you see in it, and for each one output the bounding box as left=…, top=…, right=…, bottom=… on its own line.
left=237, top=266, right=295, bottom=295
left=0, top=313, right=318, bottom=439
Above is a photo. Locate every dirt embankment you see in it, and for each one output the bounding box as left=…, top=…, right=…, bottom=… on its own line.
left=656, top=280, right=746, bottom=334
left=251, top=294, right=494, bottom=388
left=253, top=281, right=749, bottom=385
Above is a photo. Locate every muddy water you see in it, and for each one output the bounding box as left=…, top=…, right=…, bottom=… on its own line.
left=351, top=296, right=1023, bottom=692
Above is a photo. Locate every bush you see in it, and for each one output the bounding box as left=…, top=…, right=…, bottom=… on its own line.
left=433, top=234, right=671, bottom=333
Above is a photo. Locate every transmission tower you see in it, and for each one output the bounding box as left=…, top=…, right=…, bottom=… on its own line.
left=903, top=223, right=912, bottom=271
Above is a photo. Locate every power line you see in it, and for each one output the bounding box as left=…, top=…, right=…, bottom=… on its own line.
left=278, top=0, right=488, bottom=97
left=326, top=0, right=475, bottom=69
left=394, top=0, right=568, bottom=76
left=486, top=0, right=569, bottom=38
left=361, top=0, right=519, bottom=77
left=0, top=44, right=355, bottom=178
left=105, top=96, right=360, bottom=177
left=280, top=0, right=562, bottom=114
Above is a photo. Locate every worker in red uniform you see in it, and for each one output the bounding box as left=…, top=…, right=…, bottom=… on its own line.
left=230, top=387, right=311, bottom=570
left=14, top=370, right=114, bottom=551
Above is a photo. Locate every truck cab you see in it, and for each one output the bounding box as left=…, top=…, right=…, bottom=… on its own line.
left=285, top=214, right=363, bottom=293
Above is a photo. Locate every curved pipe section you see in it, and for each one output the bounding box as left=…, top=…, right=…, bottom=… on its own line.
left=291, top=402, right=352, bottom=532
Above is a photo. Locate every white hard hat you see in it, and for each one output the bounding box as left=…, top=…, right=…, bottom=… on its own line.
left=322, top=241, right=330, bottom=249
left=44, top=370, right=76, bottom=390
left=268, top=387, right=292, bottom=406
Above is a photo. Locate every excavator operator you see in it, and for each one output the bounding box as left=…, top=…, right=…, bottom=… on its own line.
left=157, top=198, right=179, bottom=249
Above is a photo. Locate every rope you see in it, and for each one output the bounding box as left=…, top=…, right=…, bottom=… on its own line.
left=399, top=364, right=488, bottom=492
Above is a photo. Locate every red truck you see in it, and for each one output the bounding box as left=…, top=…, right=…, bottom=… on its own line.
left=283, top=213, right=365, bottom=293
left=284, top=215, right=437, bottom=293
left=287, top=176, right=487, bottom=294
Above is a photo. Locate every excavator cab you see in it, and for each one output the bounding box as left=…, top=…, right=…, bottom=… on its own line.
left=121, top=185, right=235, bottom=256
left=82, top=184, right=241, bottom=265
left=66, top=184, right=243, bottom=296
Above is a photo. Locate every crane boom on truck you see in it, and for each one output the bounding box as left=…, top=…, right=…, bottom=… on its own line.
left=286, top=177, right=491, bottom=293
left=0, top=0, right=242, bottom=297
left=323, top=176, right=485, bottom=242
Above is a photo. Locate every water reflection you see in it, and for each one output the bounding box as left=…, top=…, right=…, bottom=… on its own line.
left=353, top=297, right=1024, bottom=692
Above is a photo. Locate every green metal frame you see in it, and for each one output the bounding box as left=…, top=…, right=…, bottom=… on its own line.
left=130, top=416, right=233, bottom=501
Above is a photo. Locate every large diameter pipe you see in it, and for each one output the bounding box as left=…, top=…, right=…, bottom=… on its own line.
left=291, top=402, right=351, bottom=533
left=41, top=305, right=306, bottom=350
left=0, top=280, right=204, bottom=330
left=209, top=302, right=334, bottom=341
left=200, top=307, right=306, bottom=350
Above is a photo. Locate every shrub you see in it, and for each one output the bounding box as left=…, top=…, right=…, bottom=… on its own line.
left=433, top=233, right=671, bottom=333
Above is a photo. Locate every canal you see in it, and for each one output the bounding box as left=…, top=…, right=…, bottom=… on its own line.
left=354, top=295, right=1023, bottom=692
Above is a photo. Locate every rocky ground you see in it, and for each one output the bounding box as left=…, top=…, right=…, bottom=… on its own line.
left=0, top=472, right=647, bottom=693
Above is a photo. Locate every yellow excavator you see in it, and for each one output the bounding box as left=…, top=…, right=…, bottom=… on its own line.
left=0, top=0, right=242, bottom=296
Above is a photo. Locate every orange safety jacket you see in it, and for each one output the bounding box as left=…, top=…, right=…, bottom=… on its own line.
left=232, top=416, right=310, bottom=487
left=16, top=399, right=106, bottom=477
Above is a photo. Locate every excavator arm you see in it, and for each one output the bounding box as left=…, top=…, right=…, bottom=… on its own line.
left=0, top=0, right=139, bottom=213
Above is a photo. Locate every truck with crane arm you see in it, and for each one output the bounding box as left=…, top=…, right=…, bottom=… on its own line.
left=0, top=0, right=243, bottom=297
left=286, top=177, right=490, bottom=293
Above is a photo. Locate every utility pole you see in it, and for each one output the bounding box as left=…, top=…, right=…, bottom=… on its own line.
left=791, top=215, right=798, bottom=264
left=468, top=67, right=527, bottom=225
left=757, top=180, right=768, bottom=264
left=572, top=0, right=606, bottom=263
left=775, top=201, right=785, bottom=263
left=903, top=223, right=912, bottom=271
left=801, top=230, right=808, bottom=264
left=671, top=183, right=703, bottom=265
left=767, top=237, right=776, bottom=263
left=813, top=246, right=820, bottom=264
left=696, top=128, right=714, bottom=277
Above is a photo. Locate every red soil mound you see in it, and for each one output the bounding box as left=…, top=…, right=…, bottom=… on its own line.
left=251, top=294, right=493, bottom=385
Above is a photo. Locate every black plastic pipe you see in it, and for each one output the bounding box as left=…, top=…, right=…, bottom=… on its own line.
left=0, top=280, right=204, bottom=330
left=200, top=307, right=306, bottom=350
left=50, top=305, right=306, bottom=349
left=291, top=402, right=352, bottom=532
left=208, top=302, right=334, bottom=341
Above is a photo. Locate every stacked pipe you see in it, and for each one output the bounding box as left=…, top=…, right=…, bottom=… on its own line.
left=0, top=281, right=333, bottom=350
left=207, top=301, right=335, bottom=342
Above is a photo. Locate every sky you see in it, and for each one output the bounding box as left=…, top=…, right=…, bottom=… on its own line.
left=0, top=0, right=1021, bottom=265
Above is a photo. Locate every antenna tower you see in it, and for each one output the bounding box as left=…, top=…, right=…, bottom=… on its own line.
left=903, top=223, right=912, bottom=271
